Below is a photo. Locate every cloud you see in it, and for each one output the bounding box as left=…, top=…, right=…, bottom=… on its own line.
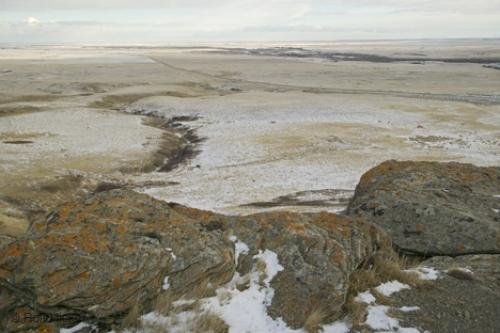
left=1, top=0, right=499, bottom=14
left=25, top=17, right=41, bottom=26
left=0, top=0, right=498, bottom=42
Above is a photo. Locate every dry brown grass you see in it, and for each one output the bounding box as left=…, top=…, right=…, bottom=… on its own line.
left=0, top=105, right=42, bottom=117
left=154, top=292, right=176, bottom=316
left=345, top=250, right=424, bottom=329
left=191, top=313, right=229, bottom=333
left=0, top=94, right=62, bottom=104
left=304, top=308, right=329, bottom=333
left=0, top=209, right=29, bottom=237
left=447, top=267, right=474, bottom=281
left=0, top=131, right=53, bottom=141
left=255, top=258, right=268, bottom=285
left=121, top=303, right=142, bottom=329
left=88, top=91, right=201, bottom=110
left=370, top=289, right=395, bottom=306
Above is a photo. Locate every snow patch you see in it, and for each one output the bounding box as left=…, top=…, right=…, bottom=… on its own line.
left=405, top=266, right=440, bottom=280
left=165, top=247, right=177, bottom=260
left=355, top=291, right=376, bottom=304
left=321, top=320, right=351, bottom=333
left=138, top=249, right=302, bottom=333
left=365, top=305, right=399, bottom=331
left=375, top=280, right=410, bottom=296
left=400, top=306, right=421, bottom=312
left=229, top=235, right=250, bottom=264
left=162, top=276, right=170, bottom=290
left=172, top=298, right=196, bottom=307
left=354, top=280, right=423, bottom=333
left=365, top=305, right=420, bottom=333
left=60, top=322, right=95, bottom=333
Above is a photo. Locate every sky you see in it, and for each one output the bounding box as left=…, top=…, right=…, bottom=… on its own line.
left=0, top=0, right=499, bottom=43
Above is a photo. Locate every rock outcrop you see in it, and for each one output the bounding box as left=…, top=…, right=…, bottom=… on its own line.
left=0, top=189, right=387, bottom=331
left=347, top=160, right=500, bottom=256
left=172, top=204, right=388, bottom=327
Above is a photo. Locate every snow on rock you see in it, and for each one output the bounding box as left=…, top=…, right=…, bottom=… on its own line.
left=365, top=305, right=421, bottom=333
left=172, top=298, right=196, bottom=307
left=354, top=279, right=424, bottom=333
left=321, top=320, right=351, bottom=333
left=365, top=305, right=399, bottom=331
left=165, top=247, right=177, bottom=261
left=162, top=276, right=170, bottom=290
left=203, top=249, right=290, bottom=332
left=405, top=266, right=440, bottom=280
left=138, top=249, right=303, bottom=333
left=400, top=306, right=421, bottom=313
left=355, top=291, right=376, bottom=304
left=60, top=322, right=96, bottom=333
left=375, top=280, right=410, bottom=296
left=229, top=235, right=250, bottom=264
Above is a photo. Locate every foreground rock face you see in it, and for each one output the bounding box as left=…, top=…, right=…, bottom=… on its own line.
left=172, top=205, right=387, bottom=327
left=347, top=160, right=500, bottom=256
left=0, top=190, right=235, bottom=332
left=0, top=190, right=386, bottom=331
left=392, top=255, right=500, bottom=333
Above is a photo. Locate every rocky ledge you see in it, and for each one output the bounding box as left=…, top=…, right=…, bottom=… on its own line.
left=348, top=160, right=500, bottom=256
left=1, top=160, right=499, bottom=333
left=0, top=189, right=388, bottom=332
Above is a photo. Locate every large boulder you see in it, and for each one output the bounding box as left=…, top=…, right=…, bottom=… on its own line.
left=0, top=190, right=235, bottom=332
left=347, top=160, right=500, bottom=256
left=0, top=190, right=387, bottom=331
left=172, top=205, right=388, bottom=327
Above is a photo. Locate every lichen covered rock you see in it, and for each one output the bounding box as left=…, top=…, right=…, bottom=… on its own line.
left=347, top=160, right=500, bottom=256
left=0, top=190, right=387, bottom=331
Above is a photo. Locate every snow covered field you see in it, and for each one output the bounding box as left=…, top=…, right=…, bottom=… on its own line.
left=1, top=43, right=499, bottom=216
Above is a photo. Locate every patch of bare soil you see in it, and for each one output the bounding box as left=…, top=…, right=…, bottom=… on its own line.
left=0, top=105, right=42, bottom=117
left=0, top=94, right=63, bottom=104
left=89, top=90, right=210, bottom=110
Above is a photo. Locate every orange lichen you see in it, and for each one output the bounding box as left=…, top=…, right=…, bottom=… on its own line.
left=36, top=323, right=57, bottom=333
left=331, top=249, right=345, bottom=265
left=47, top=269, right=68, bottom=286
left=57, top=204, right=75, bottom=221
left=312, top=212, right=353, bottom=238
left=0, top=267, right=11, bottom=278
left=0, top=243, right=25, bottom=261
left=358, top=160, right=398, bottom=187
left=116, top=223, right=128, bottom=234
left=287, top=222, right=306, bottom=234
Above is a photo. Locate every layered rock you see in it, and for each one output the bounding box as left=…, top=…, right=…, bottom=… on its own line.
left=347, top=160, right=500, bottom=256
left=0, top=189, right=387, bottom=331
left=172, top=204, right=388, bottom=327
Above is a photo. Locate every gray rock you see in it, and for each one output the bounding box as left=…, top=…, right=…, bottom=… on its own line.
left=392, top=255, right=500, bottom=333
left=347, top=160, right=500, bottom=256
